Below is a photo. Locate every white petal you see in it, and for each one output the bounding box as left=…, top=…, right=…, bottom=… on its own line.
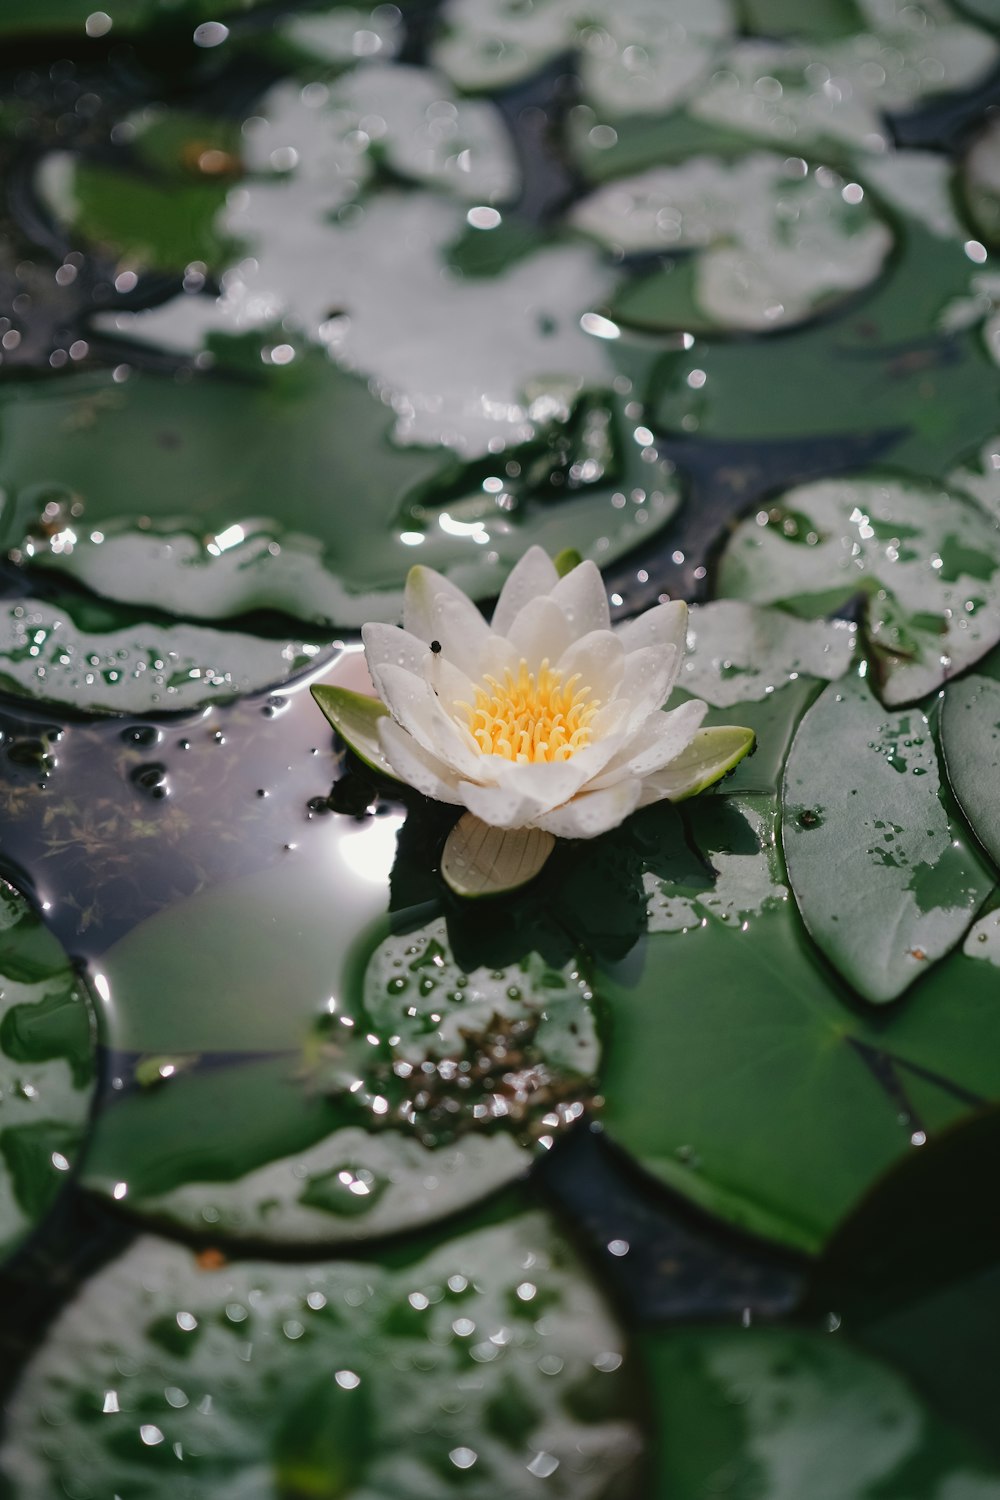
left=535, top=778, right=643, bottom=839
left=490, top=757, right=591, bottom=813
left=456, top=778, right=539, bottom=830
left=376, top=664, right=482, bottom=778
left=403, top=565, right=491, bottom=676
left=362, top=622, right=431, bottom=680
left=617, top=643, right=680, bottom=728
left=637, top=726, right=756, bottom=805
left=549, top=559, right=611, bottom=635
left=616, top=600, right=687, bottom=657
left=491, top=546, right=559, bottom=636
left=378, top=719, right=465, bottom=804
left=556, top=629, right=626, bottom=704
left=441, top=813, right=555, bottom=897
left=425, top=653, right=479, bottom=719
left=505, top=595, right=574, bottom=668
left=588, top=700, right=708, bottom=789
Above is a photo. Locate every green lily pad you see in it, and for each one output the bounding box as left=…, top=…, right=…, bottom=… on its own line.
left=680, top=602, right=855, bottom=707
left=81, top=826, right=601, bottom=1243
left=0, top=879, right=95, bottom=1263
left=782, top=674, right=992, bottom=1003
left=643, top=1325, right=1000, bottom=1499
left=689, top=2, right=997, bottom=157
left=0, top=595, right=331, bottom=714
left=596, top=793, right=1000, bottom=1253
left=0, top=358, right=677, bottom=630
left=962, top=116, right=1000, bottom=249
left=717, top=476, right=1000, bottom=705
left=433, top=0, right=735, bottom=112
left=0, top=0, right=270, bottom=38
left=0, top=1204, right=642, bottom=1499
left=573, top=153, right=892, bottom=334
left=941, top=673, right=1000, bottom=870
left=651, top=219, right=1000, bottom=480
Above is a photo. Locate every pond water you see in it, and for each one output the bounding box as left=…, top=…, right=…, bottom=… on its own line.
left=0, top=2, right=1000, bottom=1495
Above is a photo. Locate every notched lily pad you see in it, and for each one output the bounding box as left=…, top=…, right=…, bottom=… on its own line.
left=597, top=793, right=1000, bottom=1252
left=0, top=879, right=95, bottom=1262
left=783, top=674, right=992, bottom=1003
left=0, top=1208, right=642, bottom=1499
left=573, top=153, right=892, bottom=334
left=718, top=476, right=1000, bottom=705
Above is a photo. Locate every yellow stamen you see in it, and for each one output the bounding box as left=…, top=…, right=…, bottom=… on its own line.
left=459, top=658, right=601, bottom=764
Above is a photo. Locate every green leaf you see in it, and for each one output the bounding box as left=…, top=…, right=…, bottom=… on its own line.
left=0, top=361, right=677, bottom=631
left=0, top=1205, right=641, bottom=1500
left=642, top=1325, right=1000, bottom=1499
left=81, top=829, right=599, bottom=1243
left=940, top=672, right=1000, bottom=869
left=441, top=814, right=555, bottom=897
left=681, top=601, right=855, bottom=707
left=575, top=153, right=892, bottom=334
left=652, top=224, right=1000, bottom=480
left=310, top=685, right=397, bottom=780
left=718, top=476, right=1000, bottom=704
left=597, top=794, right=1000, bottom=1252
left=0, top=881, right=95, bottom=1263
left=782, top=674, right=993, bottom=1002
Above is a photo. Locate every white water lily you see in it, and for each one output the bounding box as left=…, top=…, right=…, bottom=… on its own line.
left=313, top=547, right=753, bottom=895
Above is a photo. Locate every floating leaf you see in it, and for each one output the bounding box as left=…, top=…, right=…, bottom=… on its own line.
left=433, top=0, right=735, bottom=111
left=0, top=879, right=95, bottom=1262
left=718, top=476, right=1000, bottom=705
left=0, top=0, right=272, bottom=37
left=0, top=595, right=331, bottom=714
left=441, top=814, right=556, bottom=897
left=643, top=1325, right=1000, bottom=1498
left=680, top=601, right=854, bottom=708
left=782, top=674, right=992, bottom=1002
left=0, top=1206, right=641, bottom=1499
left=81, top=826, right=599, bottom=1242
left=573, top=154, right=892, bottom=334
left=597, top=794, right=1000, bottom=1252
left=0, top=357, right=677, bottom=630
left=940, top=672, right=1000, bottom=869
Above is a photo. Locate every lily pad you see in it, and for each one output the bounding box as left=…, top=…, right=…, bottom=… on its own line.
left=690, top=0, right=998, bottom=157
left=643, top=1325, right=1000, bottom=1499
left=0, top=358, right=678, bottom=630
left=0, top=878, right=95, bottom=1263
left=0, top=595, right=332, bottom=714
left=680, top=602, right=855, bottom=708
left=433, top=0, right=736, bottom=113
left=941, top=673, right=1000, bottom=870
left=0, top=0, right=271, bottom=37
left=717, top=476, right=1000, bottom=705
left=0, top=1206, right=642, bottom=1499
left=597, top=793, right=1000, bottom=1252
left=782, top=673, right=992, bottom=1003
left=573, top=154, right=892, bottom=334
left=80, top=824, right=601, bottom=1243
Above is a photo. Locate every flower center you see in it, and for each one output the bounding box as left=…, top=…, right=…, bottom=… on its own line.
left=461, top=659, right=600, bottom=763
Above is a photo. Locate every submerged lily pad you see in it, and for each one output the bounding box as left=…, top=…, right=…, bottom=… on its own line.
left=783, top=674, right=992, bottom=1003
left=717, top=476, right=1000, bottom=705
left=644, top=1325, right=1000, bottom=1498
left=597, top=793, right=1000, bottom=1252
left=0, top=596, right=332, bottom=714
left=572, top=154, right=892, bottom=334
left=81, top=823, right=600, bottom=1243
left=0, top=879, right=95, bottom=1262
left=0, top=358, right=678, bottom=630
left=0, top=1206, right=642, bottom=1499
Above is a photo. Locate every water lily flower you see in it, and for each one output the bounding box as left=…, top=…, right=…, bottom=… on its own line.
left=313, top=547, right=753, bottom=896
